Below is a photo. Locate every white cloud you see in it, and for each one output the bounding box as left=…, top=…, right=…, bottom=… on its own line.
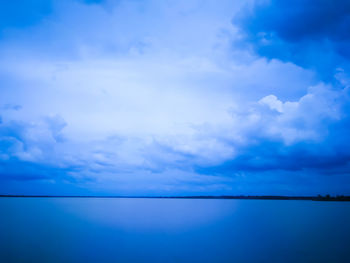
left=259, top=95, right=284, bottom=112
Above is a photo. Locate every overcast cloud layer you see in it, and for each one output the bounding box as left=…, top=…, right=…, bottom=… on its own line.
left=0, top=0, right=350, bottom=196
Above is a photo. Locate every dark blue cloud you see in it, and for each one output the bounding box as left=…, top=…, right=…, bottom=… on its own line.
left=0, top=159, right=67, bottom=181
left=235, top=0, right=350, bottom=80
left=196, top=140, right=350, bottom=175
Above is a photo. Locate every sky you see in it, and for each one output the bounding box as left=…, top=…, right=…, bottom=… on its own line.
left=0, top=0, right=350, bottom=196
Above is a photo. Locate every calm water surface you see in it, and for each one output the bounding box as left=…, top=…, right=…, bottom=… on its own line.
left=0, top=198, right=349, bottom=263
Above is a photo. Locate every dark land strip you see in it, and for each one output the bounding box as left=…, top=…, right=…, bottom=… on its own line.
left=0, top=195, right=349, bottom=201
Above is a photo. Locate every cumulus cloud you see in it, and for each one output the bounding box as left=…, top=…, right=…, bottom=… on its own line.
left=194, top=81, right=350, bottom=176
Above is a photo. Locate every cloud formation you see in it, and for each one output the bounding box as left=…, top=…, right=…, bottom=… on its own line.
left=0, top=0, right=349, bottom=195
left=235, top=0, right=350, bottom=80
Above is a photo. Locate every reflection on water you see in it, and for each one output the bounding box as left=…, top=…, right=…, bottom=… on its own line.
left=1, top=198, right=350, bottom=263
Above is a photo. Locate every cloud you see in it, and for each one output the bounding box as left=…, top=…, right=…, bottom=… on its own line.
left=259, top=95, right=283, bottom=113
left=0, top=0, right=349, bottom=195
left=235, top=0, right=350, bottom=80
left=199, top=88, right=350, bottom=184
left=0, top=114, right=66, bottom=163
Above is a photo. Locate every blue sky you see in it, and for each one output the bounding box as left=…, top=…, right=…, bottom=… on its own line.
left=0, top=0, right=349, bottom=196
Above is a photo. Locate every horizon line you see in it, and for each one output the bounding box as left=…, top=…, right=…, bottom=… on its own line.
left=1, top=194, right=349, bottom=201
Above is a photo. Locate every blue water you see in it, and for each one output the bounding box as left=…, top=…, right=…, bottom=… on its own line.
left=0, top=198, right=349, bottom=263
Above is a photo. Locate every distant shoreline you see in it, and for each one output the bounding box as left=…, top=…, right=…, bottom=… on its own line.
left=1, top=195, right=349, bottom=201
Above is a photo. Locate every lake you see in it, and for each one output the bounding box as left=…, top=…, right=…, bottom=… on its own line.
left=0, top=198, right=349, bottom=263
